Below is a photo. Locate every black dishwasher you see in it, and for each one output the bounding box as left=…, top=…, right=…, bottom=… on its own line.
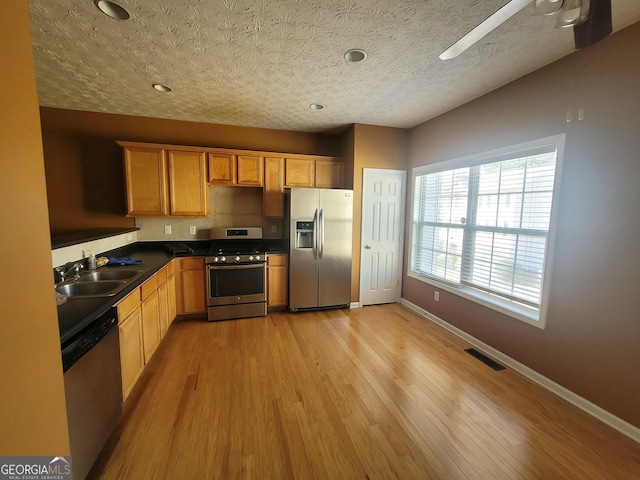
left=62, top=308, right=122, bottom=480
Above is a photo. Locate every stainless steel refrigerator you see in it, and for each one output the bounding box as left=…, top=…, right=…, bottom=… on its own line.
left=288, top=188, right=353, bottom=311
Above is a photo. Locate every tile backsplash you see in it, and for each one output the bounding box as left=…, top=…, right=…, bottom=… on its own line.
left=136, top=186, right=284, bottom=240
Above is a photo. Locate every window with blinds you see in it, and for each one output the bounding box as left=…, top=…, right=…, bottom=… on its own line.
left=409, top=135, right=564, bottom=324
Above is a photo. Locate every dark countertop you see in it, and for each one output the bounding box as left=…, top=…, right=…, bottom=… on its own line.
left=58, top=245, right=176, bottom=346
left=57, top=240, right=288, bottom=346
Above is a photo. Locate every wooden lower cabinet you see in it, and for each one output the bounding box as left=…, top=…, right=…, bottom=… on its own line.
left=176, top=257, right=206, bottom=315
left=141, top=283, right=160, bottom=363
left=267, top=254, right=288, bottom=307
left=116, top=260, right=178, bottom=402
left=167, top=271, right=177, bottom=323
left=117, top=287, right=144, bottom=402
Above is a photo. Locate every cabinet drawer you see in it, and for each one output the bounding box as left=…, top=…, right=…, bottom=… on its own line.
left=141, top=275, right=158, bottom=300
left=116, top=288, right=141, bottom=323
left=267, top=254, right=288, bottom=266
left=180, top=257, right=205, bottom=270
left=156, top=266, right=167, bottom=284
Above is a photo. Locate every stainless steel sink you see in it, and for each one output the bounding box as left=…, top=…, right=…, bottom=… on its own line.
left=56, top=280, right=126, bottom=298
left=76, top=269, right=143, bottom=283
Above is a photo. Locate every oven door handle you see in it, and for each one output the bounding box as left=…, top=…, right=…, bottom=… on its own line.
left=208, top=264, right=264, bottom=270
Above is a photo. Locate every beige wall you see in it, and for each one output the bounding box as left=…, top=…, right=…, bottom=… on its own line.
left=351, top=124, right=409, bottom=302
left=404, top=22, right=640, bottom=428
left=40, top=107, right=342, bottom=235
left=0, top=1, right=70, bottom=454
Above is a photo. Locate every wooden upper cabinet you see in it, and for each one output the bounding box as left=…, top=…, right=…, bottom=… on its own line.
left=120, top=142, right=208, bottom=217
left=237, top=155, right=263, bottom=186
left=167, top=150, right=208, bottom=216
left=123, top=147, right=168, bottom=216
left=208, top=152, right=236, bottom=184
left=315, top=159, right=344, bottom=189
left=285, top=158, right=315, bottom=188
left=209, top=152, right=263, bottom=186
left=263, top=156, right=284, bottom=218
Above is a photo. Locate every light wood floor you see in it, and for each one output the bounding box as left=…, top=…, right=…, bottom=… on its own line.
left=91, top=304, right=640, bottom=479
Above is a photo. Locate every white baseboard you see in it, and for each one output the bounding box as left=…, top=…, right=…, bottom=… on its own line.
left=349, top=302, right=361, bottom=309
left=400, top=298, right=640, bottom=444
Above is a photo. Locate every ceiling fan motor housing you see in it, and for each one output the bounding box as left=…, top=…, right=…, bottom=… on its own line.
left=574, top=0, right=612, bottom=48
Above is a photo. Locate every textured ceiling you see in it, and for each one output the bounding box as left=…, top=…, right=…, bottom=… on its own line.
left=29, top=0, right=640, bottom=133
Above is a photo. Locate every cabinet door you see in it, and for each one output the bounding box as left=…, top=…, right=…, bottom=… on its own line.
left=263, top=156, right=284, bottom=218
left=315, top=160, right=344, bottom=189
left=267, top=254, right=288, bottom=307
left=176, top=257, right=206, bottom=314
left=141, top=289, right=160, bottom=363
left=167, top=273, right=177, bottom=324
left=285, top=158, right=315, bottom=188
left=168, top=150, right=208, bottom=216
left=237, top=155, right=264, bottom=186
left=208, top=152, right=236, bottom=184
left=124, top=147, right=168, bottom=216
left=158, top=281, right=169, bottom=339
left=119, top=307, right=143, bottom=401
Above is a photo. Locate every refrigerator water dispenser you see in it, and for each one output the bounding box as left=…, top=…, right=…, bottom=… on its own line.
left=295, top=221, right=314, bottom=249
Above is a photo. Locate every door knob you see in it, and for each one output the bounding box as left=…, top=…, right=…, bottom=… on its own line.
left=365, top=245, right=371, bottom=249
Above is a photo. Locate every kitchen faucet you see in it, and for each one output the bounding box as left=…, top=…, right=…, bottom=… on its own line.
left=54, top=261, right=84, bottom=284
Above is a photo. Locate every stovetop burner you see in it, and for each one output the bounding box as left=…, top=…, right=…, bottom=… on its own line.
left=206, top=242, right=267, bottom=264
left=206, top=227, right=268, bottom=264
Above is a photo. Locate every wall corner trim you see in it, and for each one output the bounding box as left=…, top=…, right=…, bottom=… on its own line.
left=400, top=298, right=640, bottom=444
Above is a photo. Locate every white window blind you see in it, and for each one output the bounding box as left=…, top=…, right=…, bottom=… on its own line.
left=410, top=137, right=562, bottom=319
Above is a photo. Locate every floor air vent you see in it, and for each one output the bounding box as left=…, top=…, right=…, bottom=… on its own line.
left=464, top=348, right=506, bottom=371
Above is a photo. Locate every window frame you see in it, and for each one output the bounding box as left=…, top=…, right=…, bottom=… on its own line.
left=407, top=134, right=566, bottom=329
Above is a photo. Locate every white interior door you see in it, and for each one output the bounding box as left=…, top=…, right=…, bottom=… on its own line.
left=360, top=169, right=406, bottom=306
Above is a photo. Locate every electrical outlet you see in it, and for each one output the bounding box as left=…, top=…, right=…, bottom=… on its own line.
left=434, top=291, right=440, bottom=302
left=126, top=233, right=133, bottom=241
left=271, top=224, right=277, bottom=233
left=189, top=226, right=196, bottom=235
left=164, top=225, right=172, bottom=235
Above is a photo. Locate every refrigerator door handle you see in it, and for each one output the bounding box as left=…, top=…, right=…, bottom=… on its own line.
left=319, top=208, right=325, bottom=260
left=313, top=208, right=319, bottom=259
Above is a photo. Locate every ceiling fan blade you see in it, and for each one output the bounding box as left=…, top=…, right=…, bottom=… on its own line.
left=574, top=0, right=611, bottom=48
left=440, top=0, right=532, bottom=60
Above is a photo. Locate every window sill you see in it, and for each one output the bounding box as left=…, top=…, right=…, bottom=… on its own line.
left=407, top=272, right=546, bottom=329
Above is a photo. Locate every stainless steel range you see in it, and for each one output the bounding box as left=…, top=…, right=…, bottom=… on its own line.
left=206, top=227, right=267, bottom=321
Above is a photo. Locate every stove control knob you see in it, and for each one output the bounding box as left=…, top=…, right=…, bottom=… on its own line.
left=221, top=256, right=226, bottom=262
left=255, top=255, right=261, bottom=261
left=214, top=257, right=219, bottom=263
left=249, top=256, right=254, bottom=261
left=235, top=256, right=241, bottom=262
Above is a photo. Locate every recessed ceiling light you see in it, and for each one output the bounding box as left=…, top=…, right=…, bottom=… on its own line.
left=310, top=103, right=324, bottom=110
left=344, top=49, right=367, bottom=63
left=95, top=0, right=130, bottom=20
left=152, top=84, right=172, bottom=92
